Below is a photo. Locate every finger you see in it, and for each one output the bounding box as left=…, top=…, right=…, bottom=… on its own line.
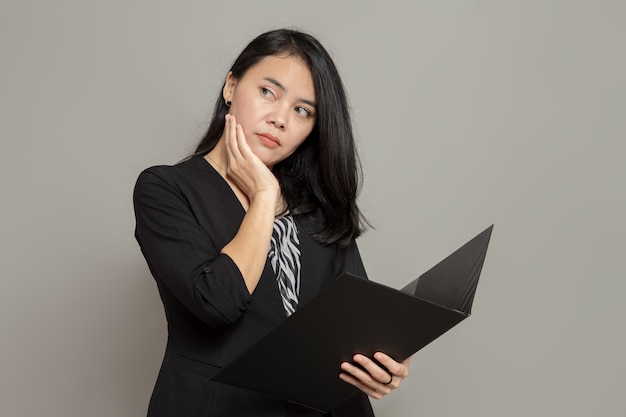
left=234, top=122, right=253, bottom=160
left=345, top=358, right=395, bottom=394
left=339, top=363, right=392, bottom=399
left=342, top=359, right=378, bottom=385
left=374, top=352, right=409, bottom=379
left=226, top=115, right=244, bottom=162
left=353, top=354, right=397, bottom=385
left=339, top=372, right=389, bottom=400
left=223, top=115, right=236, bottom=162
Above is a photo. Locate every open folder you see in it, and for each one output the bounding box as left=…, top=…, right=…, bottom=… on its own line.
left=212, top=225, right=494, bottom=412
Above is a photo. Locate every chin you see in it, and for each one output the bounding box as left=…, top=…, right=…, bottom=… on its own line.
left=248, top=146, right=278, bottom=166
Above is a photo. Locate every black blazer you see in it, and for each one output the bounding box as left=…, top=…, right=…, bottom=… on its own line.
left=134, top=156, right=375, bottom=417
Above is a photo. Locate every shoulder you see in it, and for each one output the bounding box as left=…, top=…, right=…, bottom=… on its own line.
left=135, top=155, right=218, bottom=192
left=134, top=155, right=238, bottom=219
left=134, top=157, right=200, bottom=208
left=136, top=156, right=203, bottom=183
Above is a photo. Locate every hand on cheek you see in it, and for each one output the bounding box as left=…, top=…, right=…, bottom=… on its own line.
left=223, top=114, right=279, bottom=200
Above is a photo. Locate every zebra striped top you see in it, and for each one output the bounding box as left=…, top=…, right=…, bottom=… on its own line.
left=268, top=215, right=301, bottom=316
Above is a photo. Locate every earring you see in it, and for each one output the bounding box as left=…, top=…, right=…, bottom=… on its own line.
left=225, top=98, right=231, bottom=107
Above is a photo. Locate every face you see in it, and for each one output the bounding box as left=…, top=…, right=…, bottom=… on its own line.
left=223, top=55, right=317, bottom=167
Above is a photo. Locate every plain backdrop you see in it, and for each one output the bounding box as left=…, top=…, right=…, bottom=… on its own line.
left=1, top=1, right=624, bottom=416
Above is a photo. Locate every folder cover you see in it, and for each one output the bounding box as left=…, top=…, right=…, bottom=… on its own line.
left=212, top=225, right=494, bottom=412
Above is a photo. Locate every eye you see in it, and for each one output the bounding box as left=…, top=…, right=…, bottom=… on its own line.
left=295, top=106, right=311, bottom=118
left=261, top=87, right=275, bottom=99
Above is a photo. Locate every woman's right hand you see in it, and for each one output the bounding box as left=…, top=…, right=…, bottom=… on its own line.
left=219, top=114, right=281, bottom=294
left=223, top=114, right=280, bottom=205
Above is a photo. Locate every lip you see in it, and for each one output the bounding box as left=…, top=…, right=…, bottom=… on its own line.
left=257, top=133, right=281, bottom=148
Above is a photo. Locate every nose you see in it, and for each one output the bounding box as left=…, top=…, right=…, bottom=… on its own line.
left=268, top=104, right=288, bottom=130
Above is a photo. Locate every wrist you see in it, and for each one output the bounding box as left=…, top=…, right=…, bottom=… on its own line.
left=249, top=188, right=279, bottom=207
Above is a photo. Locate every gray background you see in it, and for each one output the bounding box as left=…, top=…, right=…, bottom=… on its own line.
left=1, top=1, right=624, bottom=416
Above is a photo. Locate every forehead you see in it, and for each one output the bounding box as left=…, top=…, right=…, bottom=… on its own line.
left=242, top=55, right=315, bottom=97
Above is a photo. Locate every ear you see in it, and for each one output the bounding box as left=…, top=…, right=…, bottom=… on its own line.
left=222, top=71, right=237, bottom=102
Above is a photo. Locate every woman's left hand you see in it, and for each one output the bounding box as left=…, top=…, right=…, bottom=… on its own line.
left=339, top=352, right=411, bottom=399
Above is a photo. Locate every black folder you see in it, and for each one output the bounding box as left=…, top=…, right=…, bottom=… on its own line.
left=212, top=225, right=494, bottom=412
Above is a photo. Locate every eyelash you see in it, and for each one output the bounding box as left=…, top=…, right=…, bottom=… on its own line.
left=261, top=87, right=312, bottom=118
left=295, top=106, right=311, bottom=117
left=261, top=87, right=275, bottom=98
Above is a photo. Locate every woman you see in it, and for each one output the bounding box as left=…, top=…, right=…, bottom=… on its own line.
left=134, top=28, right=410, bottom=416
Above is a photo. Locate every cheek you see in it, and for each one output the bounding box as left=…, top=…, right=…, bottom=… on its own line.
left=230, top=94, right=261, bottom=125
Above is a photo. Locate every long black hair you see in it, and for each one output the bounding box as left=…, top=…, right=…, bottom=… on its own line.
left=194, top=28, right=367, bottom=247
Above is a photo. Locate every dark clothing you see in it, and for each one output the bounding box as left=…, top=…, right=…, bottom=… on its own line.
left=134, top=155, right=374, bottom=417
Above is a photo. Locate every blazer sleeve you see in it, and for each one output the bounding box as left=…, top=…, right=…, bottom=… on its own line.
left=133, top=167, right=252, bottom=328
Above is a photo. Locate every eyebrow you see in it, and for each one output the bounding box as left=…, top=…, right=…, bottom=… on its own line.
left=263, top=77, right=317, bottom=109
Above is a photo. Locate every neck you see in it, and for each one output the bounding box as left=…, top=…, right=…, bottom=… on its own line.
left=204, top=142, right=228, bottom=175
